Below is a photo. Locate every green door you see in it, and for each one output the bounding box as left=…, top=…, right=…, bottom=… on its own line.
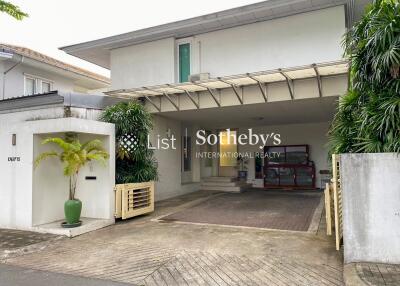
left=179, top=43, right=191, bottom=83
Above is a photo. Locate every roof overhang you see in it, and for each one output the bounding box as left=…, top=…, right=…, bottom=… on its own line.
left=0, top=91, right=126, bottom=113
left=105, top=60, right=349, bottom=111
left=60, top=0, right=352, bottom=69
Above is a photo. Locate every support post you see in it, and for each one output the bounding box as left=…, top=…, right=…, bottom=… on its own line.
left=144, top=96, right=161, bottom=112
left=163, top=93, right=179, bottom=111
left=279, top=69, right=294, bottom=99
left=313, top=64, right=323, bottom=97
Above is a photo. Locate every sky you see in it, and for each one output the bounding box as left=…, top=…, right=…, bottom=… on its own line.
left=0, top=0, right=263, bottom=77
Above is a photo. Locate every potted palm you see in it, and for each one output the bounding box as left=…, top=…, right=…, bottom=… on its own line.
left=35, top=134, right=109, bottom=227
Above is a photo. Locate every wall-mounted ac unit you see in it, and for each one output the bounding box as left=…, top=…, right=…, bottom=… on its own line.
left=189, top=73, right=210, bottom=82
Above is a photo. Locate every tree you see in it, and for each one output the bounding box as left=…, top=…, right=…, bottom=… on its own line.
left=0, top=0, right=28, bottom=20
left=329, top=0, right=400, bottom=154
left=35, top=136, right=109, bottom=200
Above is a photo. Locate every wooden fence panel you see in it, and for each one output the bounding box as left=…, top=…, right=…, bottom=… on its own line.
left=114, top=181, right=155, bottom=219
left=324, top=154, right=343, bottom=250
left=332, top=154, right=343, bottom=250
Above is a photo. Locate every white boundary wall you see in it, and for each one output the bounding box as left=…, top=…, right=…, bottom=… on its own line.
left=0, top=117, right=115, bottom=230
left=341, top=153, right=400, bottom=264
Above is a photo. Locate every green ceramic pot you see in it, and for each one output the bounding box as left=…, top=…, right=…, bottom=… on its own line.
left=64, top=199, right=82, bottom=225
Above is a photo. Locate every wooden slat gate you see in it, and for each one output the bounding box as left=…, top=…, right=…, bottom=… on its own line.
left=324, top=154, right=343, bottom=250
left=115, top=181, right=155, bottom=219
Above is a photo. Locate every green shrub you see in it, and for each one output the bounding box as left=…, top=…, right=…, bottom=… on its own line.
left=100, top=101, right=158, bottom=183
left=329, top=0, right=400, bottom=154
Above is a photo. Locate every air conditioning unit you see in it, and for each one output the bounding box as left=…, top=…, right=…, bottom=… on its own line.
left=189, top=73, right=210, bottom=82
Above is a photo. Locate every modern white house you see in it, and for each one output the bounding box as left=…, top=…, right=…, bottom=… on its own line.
left=61, top=0, right=371, bottom=201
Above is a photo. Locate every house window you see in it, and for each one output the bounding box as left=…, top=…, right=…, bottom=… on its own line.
left=24, top=74, right=53, bottom=96
left=182, top=136, right=192, bottom=172
left=42, top=81, right=51, bottom=93
left=178, top=43, right=191, bottom=83
left=25, top=77, right=36, bottom=95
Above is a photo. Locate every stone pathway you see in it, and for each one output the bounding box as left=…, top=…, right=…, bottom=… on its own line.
left=4, top=238, right=343, bottom=286
left=356, top=263, right=400, bottom=286
left=0, top=228, right=60, bottom=259
left=0, top=229, right=58, bottom=250
left=1, top=190, right=344, bottom=285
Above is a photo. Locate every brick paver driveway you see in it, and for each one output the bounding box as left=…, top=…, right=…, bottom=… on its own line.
left=2, top=190, right=344, bottom=285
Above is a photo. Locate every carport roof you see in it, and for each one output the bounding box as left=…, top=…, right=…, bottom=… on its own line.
left=105, top=60, right=349, bottom=111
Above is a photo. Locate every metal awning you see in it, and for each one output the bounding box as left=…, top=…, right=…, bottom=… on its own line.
left=106, top=60, right=348, bottom=110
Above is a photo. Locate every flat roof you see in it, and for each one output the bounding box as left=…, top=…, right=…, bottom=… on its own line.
left=0, top=91, right=125, bottom=113
left=60, top=0, right=350, bottom=69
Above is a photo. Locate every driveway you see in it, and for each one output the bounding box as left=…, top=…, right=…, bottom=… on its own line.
left=2, top=190, right=343, bottom=285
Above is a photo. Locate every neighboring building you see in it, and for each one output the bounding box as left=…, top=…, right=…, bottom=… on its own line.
left=0, top=43, right=110, bottom=100
left=61, top=0, right=371, bottom=200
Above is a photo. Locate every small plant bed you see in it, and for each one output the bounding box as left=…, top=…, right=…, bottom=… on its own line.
left=101, top=102, right=158, bottom=219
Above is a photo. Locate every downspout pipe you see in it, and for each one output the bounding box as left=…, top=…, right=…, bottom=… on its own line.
left=2, top=55, right=24, bottom=100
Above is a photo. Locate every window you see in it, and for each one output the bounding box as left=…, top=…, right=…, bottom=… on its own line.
left=178, top=43, right=191, bottom=83
left=182, top=136, right=192, bottom=172
left=42, top=81, right=51, bottom=93
left=24, top=74, right=53, bottom=96
left=25, top=77, right=36, bottom=95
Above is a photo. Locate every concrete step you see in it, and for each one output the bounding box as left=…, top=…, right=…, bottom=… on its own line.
left=201, top=181, right=238, bottom=187
left=200, top=179, right=252, bottom=193
left=201, top=181, right=250, bottom=187
left=202, top=176, right=236, bottom=183
left=200, top=185, right=242, bottom=193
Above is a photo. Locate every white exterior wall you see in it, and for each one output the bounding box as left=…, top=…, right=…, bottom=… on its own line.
left=0, top=62, right=91, bottom=100
left=110, top=6, right=346, bottom=89
left=0, top=117, right=115, bottom=229
left=111, top=38, right=175, bottom=89
left=149, top=115, right=199, bottom=201
left=196, top=6, right=345, bottom=77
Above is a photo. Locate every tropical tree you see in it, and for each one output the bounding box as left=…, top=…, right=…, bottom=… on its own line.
left=35, top=135, right=109, bottom=200
left=329, top=0, right=400, bottom=154
left=0, top=0, right=28, bottom=20
left=100, top=101, right=158, bottom=183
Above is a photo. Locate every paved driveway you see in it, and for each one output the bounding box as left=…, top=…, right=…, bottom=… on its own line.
left=160, top=190, right=322, bottom=231
left=2, top=190, right=343, bottom=285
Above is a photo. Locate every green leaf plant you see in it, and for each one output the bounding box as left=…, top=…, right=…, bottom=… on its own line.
left=100, top=101, right=158, bottom=184
left=329, top=0, right=400, bottom=155
left=35, top=134, right=109, bottom=200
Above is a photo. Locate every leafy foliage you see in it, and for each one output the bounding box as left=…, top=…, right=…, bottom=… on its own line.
left=35, top=135, right=109, bottom=200
left=100, top=101, right=158, bottom=183
left=329, top=0, right=400, bottom=154
left=0, top=0, right=28, bottom=20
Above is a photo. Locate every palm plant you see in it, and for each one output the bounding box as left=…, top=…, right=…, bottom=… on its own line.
left=0, top=0, right=28, bottom=20
left=329, top=0, right=400, bottom=154
left=35, top=135, right=109, bottom=200
left=100, top=101, right=158, bottom=183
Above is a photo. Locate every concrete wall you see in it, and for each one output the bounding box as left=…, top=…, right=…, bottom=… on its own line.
left=110, top=6, right=345, bottom=89
left=0, top=117, right=115, bottom=229
left=111, top=38, right=175, bottom=89
left=341, top=153, right=400, bottom=264
left=149, top=115, right=199, bottom=201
